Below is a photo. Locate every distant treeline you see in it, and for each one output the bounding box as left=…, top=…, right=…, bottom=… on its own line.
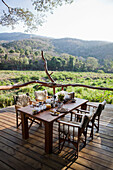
left=0, top=51, right=113, bottom=73
left=0, top=39, right=113, bottom=73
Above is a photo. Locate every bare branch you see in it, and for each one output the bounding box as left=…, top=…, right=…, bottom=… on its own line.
left=41, top=51, right=55, bottom=83
left=54, top=83, right=113, bottom=91
left=0, top=81, right=113, bottom=91
left=0, top=80, right=54, bottom=90
left=1, top=0, right=10, bottom=8
left=50, top=72, right=53, bottom=76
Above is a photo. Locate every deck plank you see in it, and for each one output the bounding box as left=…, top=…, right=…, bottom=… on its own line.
left=0, top=104, right=113, bottom=170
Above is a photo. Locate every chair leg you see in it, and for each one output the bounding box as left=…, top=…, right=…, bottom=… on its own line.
left=76, top=142, right=79, bottom=158
left=16, top=112, right=18, bottom=128
left=58, top=122, right=68, bottom=152
left=16, top=110, right=22, bottom=128
left=16, top=111, right=19, bottom=128
left=94, top=116, right=100, bottom=133
left=90, top=124, right=94, bottom=140
left=59, top=134, right=67, bottom=152
left=84, top=128, right=87, bottom=146
left=97, top=116, right=100, bottom=132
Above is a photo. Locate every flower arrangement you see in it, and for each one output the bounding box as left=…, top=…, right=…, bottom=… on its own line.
left=58, top=93, right=65, bottom=102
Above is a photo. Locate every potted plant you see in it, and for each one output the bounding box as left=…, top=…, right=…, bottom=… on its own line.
left=58, top=93, right=65, bottom=102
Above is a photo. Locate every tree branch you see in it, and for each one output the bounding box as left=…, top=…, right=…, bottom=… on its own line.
left=1, top=0, right=74, bottom=32
left=0, top=80, right=54, bottom=90
left=0, top=81, right=113, bottom=91
left=41, top=51, right=55, bottom=83
left=2, top=0, right=10, bottom=8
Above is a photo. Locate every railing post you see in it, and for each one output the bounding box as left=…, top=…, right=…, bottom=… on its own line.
left=53, top=87, right=55, bottom=95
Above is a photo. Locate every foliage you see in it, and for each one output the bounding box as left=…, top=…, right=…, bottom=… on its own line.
left=0, top=34, right=113, bottom=73
left=0, top=70, right=113, bottom=108
left=58, top=93, right=65, bottom=102
left=0, top=47, right=4, bottom=53
left=9, top=49, right=15, bottom=53
left=0, top=0, right=74, bottom=32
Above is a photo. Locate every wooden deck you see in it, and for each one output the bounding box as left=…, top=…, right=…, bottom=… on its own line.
left=0, top=103, right=113, bottom=170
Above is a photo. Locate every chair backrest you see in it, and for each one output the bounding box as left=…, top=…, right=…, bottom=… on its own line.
left=80, top=114, right=90, bottom=131
left=101, top=100, right=106, bottom=110
left=55, top=91, right=74, bottom=100
left=92, top=100, right=106, bottom=121
left=34, top=90, right=48, bottom=102
left=14, top=93, right=30, bottom=107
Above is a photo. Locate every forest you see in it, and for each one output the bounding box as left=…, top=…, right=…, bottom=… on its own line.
left=0, top=37, right=113, bottom=73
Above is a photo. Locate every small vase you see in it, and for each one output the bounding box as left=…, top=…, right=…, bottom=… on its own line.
left=58, top=102, right=63, bottom=109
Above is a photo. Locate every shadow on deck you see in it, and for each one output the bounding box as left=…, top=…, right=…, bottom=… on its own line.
left=0, top=103, right=113, bottom=170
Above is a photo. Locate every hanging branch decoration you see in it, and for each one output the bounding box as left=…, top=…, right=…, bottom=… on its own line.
left=41, top=51, right=55, bottom=83
left=41, top=51, right=56, bottom=94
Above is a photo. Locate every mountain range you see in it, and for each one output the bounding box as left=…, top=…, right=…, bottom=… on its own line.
left=0, top=32, right=113, bottom=61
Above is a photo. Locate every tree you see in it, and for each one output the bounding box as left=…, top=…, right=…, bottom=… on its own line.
left=20, top=49, right=24, bottom=55
left=34, top=51, right=39, bottom=56
left=86, top=57, right=98, bottom=72
left=4, top=54, right=8, bottom=60
left=0, top=47, right=4, bottom=53
left=0, top=0, right=74, bottom=32
left=25, top=50, right=30, bottom=56
left=104, top=59, right=113, bottom=73
left=67, top=55, right=74, bottom=71
left=9, top=49, right=15, bottom=53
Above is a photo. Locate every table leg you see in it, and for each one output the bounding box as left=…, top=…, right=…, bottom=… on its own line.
left=45, top=122, right=53, bottom=154
left=21, top=112, right=29, bottom=139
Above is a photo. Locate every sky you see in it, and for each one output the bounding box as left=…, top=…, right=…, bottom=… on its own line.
left=0, top=0, right=113, bottom=42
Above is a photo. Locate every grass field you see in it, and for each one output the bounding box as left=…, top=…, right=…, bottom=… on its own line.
left=0, top=70, right=113, bottom=108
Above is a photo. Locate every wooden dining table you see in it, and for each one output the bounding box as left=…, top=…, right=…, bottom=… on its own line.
left=17, top=98, right=88, bottom=154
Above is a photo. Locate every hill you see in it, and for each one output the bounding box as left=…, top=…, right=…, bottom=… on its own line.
left=51, top=38, right=113, bottom=60
left=0, top=32, right=113, bottom=61
left=0, top=33, right=113, bottom=59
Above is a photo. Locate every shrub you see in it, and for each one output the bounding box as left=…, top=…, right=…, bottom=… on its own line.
left=9, top=49, right=15, bottom=53
left=98, top=70, right=104, bottom=73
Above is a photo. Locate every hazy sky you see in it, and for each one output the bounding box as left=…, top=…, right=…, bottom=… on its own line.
left=0, top=0, right=113, bottom=42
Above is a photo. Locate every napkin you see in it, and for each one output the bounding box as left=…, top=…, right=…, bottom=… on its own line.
left=57, top=107, right=69, bottom=113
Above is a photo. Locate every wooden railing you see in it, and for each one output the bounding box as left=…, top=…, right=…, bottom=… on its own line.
left=0, top=80, right=113, bottom=92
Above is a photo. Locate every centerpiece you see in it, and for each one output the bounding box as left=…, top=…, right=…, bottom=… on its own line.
left=57, top=92, right=65, bottom=109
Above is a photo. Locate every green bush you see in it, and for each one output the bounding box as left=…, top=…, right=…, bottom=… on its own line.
left=98, top=70, right=105, bottom=73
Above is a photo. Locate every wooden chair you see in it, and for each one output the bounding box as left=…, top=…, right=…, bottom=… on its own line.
left=14, top=93, right=40, bottom=128
left=73, top=100, right=106, bottom=139
left=57, top=112, right=91, bottom=158
left=14, top=93, right=31, bottom=128
left=34, top=90, right=48, bottom=102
